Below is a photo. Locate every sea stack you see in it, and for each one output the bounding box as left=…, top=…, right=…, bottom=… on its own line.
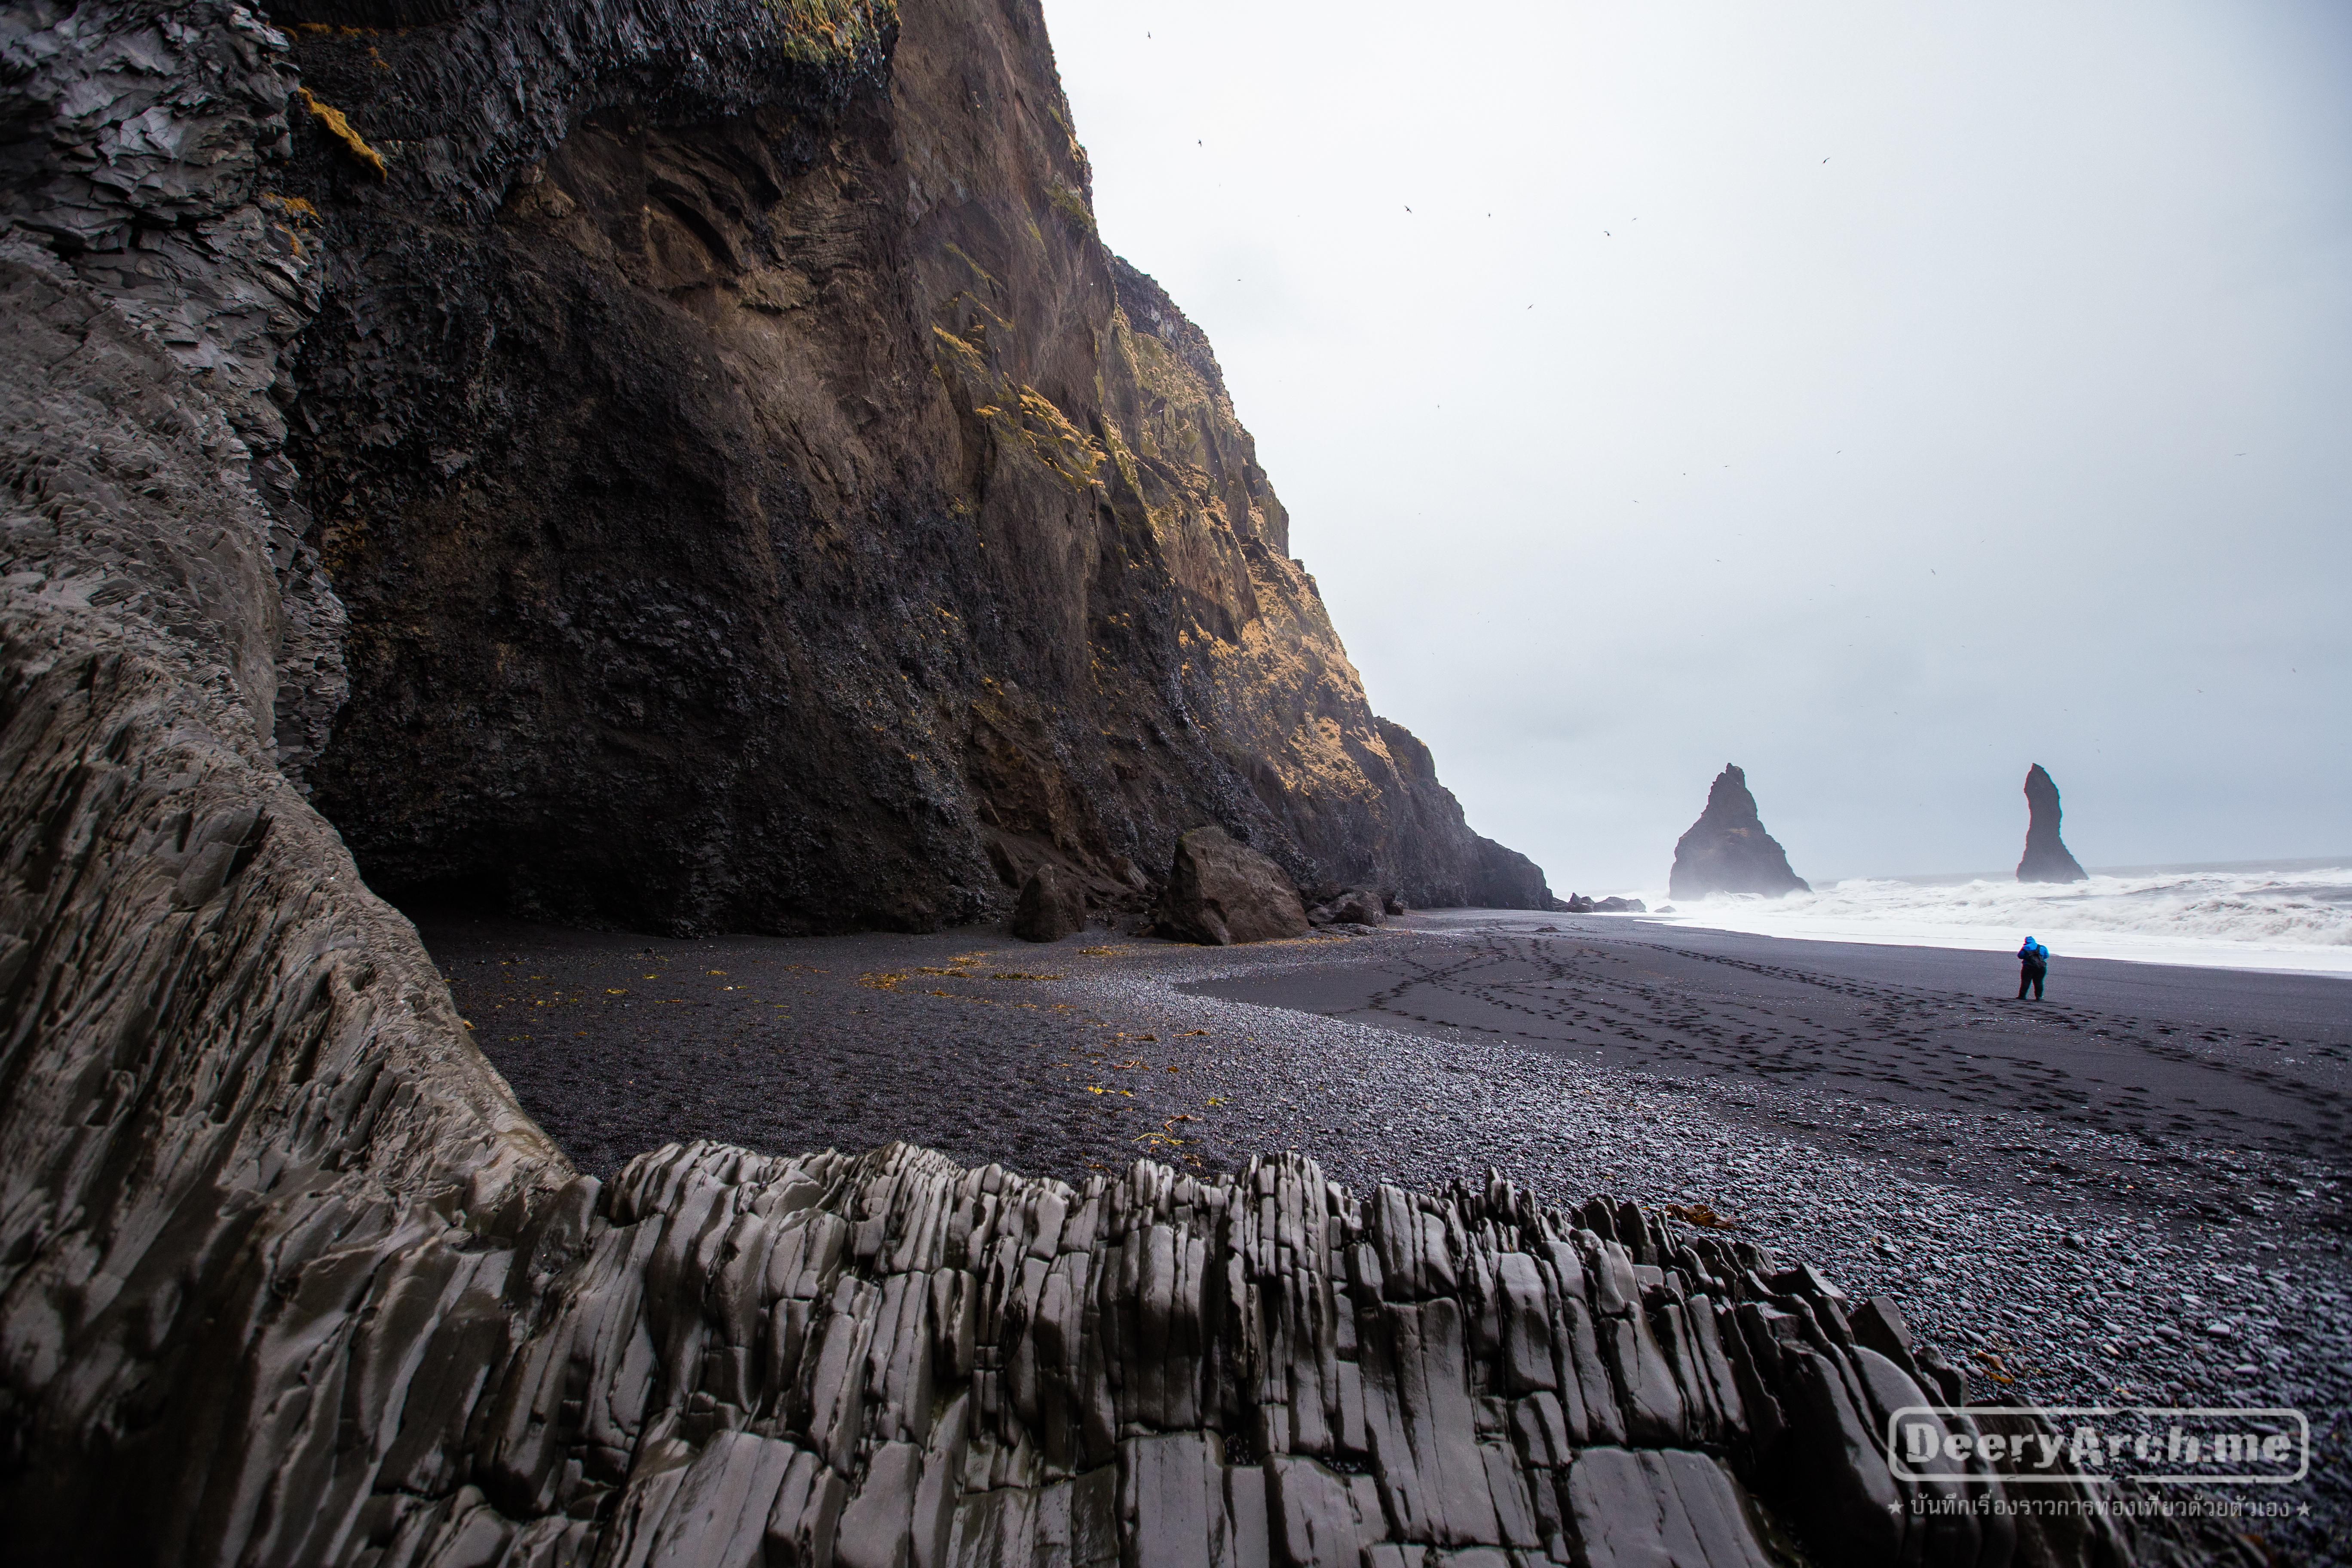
left=2016, top=763, right=2089, bottom=883
left=1668, top=765, right=1811, bottom=899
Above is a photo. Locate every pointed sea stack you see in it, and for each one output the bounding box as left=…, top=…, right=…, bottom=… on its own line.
left=1668, top=765, right=1811, bottom=899
left=2016, top=763, right=2089, bottom=883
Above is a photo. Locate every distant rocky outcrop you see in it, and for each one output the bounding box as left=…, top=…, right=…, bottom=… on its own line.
left=2016, top=764, right=2089, bottom=884
left=1560, top=894, right=1648, bottom=914
left=1152, top=827, right=1311, bottom=945
left=1668, top=766, right=1811, bottom=900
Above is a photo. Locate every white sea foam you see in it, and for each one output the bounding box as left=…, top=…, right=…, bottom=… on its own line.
left=1627, top=862, right=2352, bottom=976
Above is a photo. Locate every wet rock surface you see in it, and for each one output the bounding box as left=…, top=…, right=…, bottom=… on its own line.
left=2018, top=764, right=2091, bottom=884
left=1669, top=767, right=1810, bottom=901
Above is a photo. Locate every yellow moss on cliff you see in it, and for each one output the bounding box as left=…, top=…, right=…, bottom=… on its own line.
left=297, top=88, right=386, bottom=177
left=757, top=0, right=898, bottom=63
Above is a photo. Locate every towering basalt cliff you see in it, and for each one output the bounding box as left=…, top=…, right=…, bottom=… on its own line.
left=253, top=0, right=1544, bottom=934
left=1667, top=766, right=1810, bottom=901
left=2015, top=764, right=2088, bottom=885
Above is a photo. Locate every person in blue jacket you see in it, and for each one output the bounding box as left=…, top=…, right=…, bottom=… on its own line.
left=2016, top=936, right=2049, bottom=1000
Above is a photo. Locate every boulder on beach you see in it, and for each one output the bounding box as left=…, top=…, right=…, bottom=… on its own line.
left=1152, top=827, right=1310, bottom=944
left=1009, top=863, right=1088, bottom=941
left=1558, top=892, right=1648, bottom=913
left=1308, top=887, right=1386, bottom=927
left=1668, top=765, right=1811, bottom=899
left=2016, top=763, right=2089, bottom=883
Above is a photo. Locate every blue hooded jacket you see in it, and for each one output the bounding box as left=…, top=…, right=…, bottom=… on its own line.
left=2018, top=937, right=2048, bottom=967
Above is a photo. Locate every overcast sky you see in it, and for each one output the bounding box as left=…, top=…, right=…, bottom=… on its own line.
left=1041, top=0, right=2352, bottom=891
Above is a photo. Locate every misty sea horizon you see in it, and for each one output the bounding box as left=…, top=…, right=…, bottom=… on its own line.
left=1617, top=856, right=2352, bottom=976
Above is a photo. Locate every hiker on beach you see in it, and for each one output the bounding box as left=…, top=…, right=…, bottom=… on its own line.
left=2016, top=936, right=2049, bottom=1000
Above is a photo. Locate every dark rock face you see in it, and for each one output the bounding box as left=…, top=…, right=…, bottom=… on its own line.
left=2017, top=764, right=2089, bottom=884
left=1152, top=826, right=1311, bottom=945
left=1556, top=894, right=1647, bottom=914
left=1009, top=863, right=1087, bottom=942
left=0, top=5, right=2139, bottom=1566
left=1668, top=766, right=1811, bottom=900
left=247, top=0, right=1554, bottom=933
left=1308, top=886, right=1385, bottom=927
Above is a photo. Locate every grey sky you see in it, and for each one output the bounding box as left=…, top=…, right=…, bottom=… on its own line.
left=1042, top=0, right=2352, bottom=891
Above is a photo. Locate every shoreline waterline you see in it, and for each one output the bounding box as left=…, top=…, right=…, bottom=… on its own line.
left=1579, top=859, right=2352, bottom=977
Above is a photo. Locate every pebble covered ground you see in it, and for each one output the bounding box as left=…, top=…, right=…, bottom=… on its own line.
left=423, top=909, right=2349, bottom=1562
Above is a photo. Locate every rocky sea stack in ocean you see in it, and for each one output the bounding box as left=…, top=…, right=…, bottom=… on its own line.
left=1668, top=766, right=1811, bottom=899
left=2016, top=763, right=2089, bottom=884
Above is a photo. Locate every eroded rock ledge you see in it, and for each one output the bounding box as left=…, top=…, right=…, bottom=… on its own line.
left=398, top=1139, right=2144, bottom=1568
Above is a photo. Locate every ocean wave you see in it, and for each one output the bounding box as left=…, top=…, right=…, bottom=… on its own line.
left=1631, top=864, right=2352, bottom=975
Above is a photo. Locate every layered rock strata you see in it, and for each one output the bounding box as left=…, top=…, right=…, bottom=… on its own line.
left=1667, top=767, right=1810, bottom=901
left=2016, top=765, right=2089, bottom=885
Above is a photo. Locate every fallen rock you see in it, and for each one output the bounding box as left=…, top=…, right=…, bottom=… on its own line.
left=2016, top=763, right=2089, bottom=883
left=1152, top=827, right=1310, bottom=944
left=1592, top=896, right=1647, bottom=913
left=1009, top=864, right=1088, bottom=941
left=1559, top=894, right=1598, bottom=914
left=1308, top=887, right=1386, bottom=927
left=1668, top=765, right=1810, bottom=899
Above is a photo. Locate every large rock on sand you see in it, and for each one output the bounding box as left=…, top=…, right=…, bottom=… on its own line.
left=1010, top=863, right=1089, bottom=940
left=2017, top=763, right=2089, bottom=883
left=1669, top=765, right=1811, bottom=899
left=1307, top=886, right=1386, bottom=927
left=1154, top=827, right=1310, bottom=944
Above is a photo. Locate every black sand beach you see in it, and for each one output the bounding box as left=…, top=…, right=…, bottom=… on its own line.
left=422, top=905, right=2352, bottom=1556
left=1192, top=912, right=2352, bottom=1204
left=423, top=907, right=2349, bottom=1217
